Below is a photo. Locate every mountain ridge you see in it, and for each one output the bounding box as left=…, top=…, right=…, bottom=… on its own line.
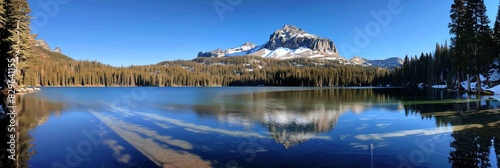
left=35, top=39, right=63, bottom=54
left=349, top=56, right=404, bottom=68
left=198, top=25, right=402, bottom=68
left=198, top=25, right=343, bottom=61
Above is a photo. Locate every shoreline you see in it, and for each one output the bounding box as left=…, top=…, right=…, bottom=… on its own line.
left=32, top=85, right=405, bottom=88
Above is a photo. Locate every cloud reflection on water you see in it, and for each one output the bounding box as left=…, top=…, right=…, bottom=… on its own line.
left=90, top=111, right=211, bottom=168
left=183, top=89, right=403, bottom=148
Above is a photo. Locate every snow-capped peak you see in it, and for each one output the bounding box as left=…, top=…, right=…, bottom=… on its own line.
left=278, top=25, right=319, bottom=40
left=198, top=25, right=342, bottom=60
left=350, top=56, right=368, bottom=65
left=225, top=42, right=257, bottom=56
left=349, top=56, right=403, bottom=68
left=239, top=42, right=257, bottom=51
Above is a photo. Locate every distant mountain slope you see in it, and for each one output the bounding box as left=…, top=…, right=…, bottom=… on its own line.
left=33, top=46, right=73, bottom=62
left=197, top=25, right=402, bottom=68
left=198, top=42, right=257, bottom=57
left=198, top=25, right=343, bottom=60
left=349, top=56, right=403, bottom=68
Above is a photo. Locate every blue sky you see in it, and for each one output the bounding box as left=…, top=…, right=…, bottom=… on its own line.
left=29, top=0, right=499, bottom=66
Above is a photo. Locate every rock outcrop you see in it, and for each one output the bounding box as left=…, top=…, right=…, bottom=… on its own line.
left=35, top=39, right=50, bottom=51
left=35, top=39, right=63, bottom=54
left=197, top=25, right=341, bottom=59
left=53, top=47, right=62, bottom=54
left=262, top=25, right=338, bottom=53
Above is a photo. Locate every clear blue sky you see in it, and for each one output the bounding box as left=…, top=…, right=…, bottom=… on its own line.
left=28, top=0, right=499, bottom=66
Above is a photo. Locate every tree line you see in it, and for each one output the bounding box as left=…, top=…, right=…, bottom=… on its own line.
left=21, top=50, right=392, bottom=87
left=385, top=0, right=500, bottom=91
left=4, top=0, right=499, bottom=90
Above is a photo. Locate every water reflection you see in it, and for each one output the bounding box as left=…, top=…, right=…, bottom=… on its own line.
left=185, top=88, right=500, bottom=167
left=2, top=87, right=500, bottom=167
left=3, top=90, right=159, bottom=168
left=0, top=94, right=16, bottom=168
left=187, top=88, right=404, bottom=148
left=403, top=90, right=500, bottom=168
left=0, top=93, right=65, bottom=167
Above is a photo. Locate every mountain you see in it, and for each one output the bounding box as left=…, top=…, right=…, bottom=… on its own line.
left=197, top=25, right=403, bottom=68
left=197, top=42, right=256, bottom=57
left=349, top=56, right=403, bottom=67
left=35, top=39, right=63, bottom=54
left=350, top=56, right=369, bottom=66
left=262, top=25, right=337, bottom=52
left=198, top=25, right=343, bottom=60
left=35, top=39, right=50, bottom=50
left=53, top=47, right=62, bottom=54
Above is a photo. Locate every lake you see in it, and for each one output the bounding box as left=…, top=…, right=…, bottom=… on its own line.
left=1, top=87, right=499, bottom=168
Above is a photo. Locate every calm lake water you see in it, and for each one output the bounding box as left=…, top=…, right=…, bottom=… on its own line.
left=1, top=87, right=500, bottom=168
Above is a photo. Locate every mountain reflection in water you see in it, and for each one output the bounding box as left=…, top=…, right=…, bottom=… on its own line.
left=0, top=87, right=499, bottom=167
left=187, top=89, right=404, bottom=149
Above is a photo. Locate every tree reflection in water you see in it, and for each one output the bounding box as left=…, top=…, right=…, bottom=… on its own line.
left=404, top=89, right=500, bottom=168
left=2, top=88, right=500, bottom=167
left=191, top=88, right=500, bottom=166
left=0, top=93, right=65, bottom=168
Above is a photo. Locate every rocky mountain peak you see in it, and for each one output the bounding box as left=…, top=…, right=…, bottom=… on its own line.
left=35, top=39, right=50, bottom=51
left=197, top=25, right=342, bottom=60
left=281, top=25, right=307, bottom=34
left=240, top=42, right=257, bottom=50
left=53, top=47, right=62, bottom=54
left=263, top=25, right=337, bottom=54
left=35, top=39, right=63, bottom=54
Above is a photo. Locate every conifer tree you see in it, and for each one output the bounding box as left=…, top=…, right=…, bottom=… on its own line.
left=495, top=1, right=500, bottom=57
left=472, top=0, right=495, bottom=92
left=0, top=1, right=5, bottom=28
left=449, top=0, right=467, bottom=91
left=0, top=0, right=31, bottom=89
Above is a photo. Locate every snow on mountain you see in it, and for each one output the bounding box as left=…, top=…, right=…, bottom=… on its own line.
left=198, top=25, right=343, bottom=60
left=350, top=56, right=403, bottom=68
left=274, top=25, right=319, bottom=41
left=226, top=42, right=257, bottom=56
left=197, top=25, right=403, bottom=68
left=261, top=25, right=340, bottom=59
left=198, top=42, right=257, bottom=58
left=350, top=56, right=370, bottom=66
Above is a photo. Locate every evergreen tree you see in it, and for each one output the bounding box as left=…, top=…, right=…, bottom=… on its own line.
left=495, top=1, right=500, bottom=57
left=472, top=0, right=495, bottom=92
left=0, top=1, right=4, bottom=29
left=448, top=0, right=495, bottom=93
left=0, top=0, right=31, bottom=89
left=449, top=0, right=467, bottom=91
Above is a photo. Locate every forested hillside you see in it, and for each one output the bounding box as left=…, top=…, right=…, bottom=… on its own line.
left=22, top=48, right=392, bottom=87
